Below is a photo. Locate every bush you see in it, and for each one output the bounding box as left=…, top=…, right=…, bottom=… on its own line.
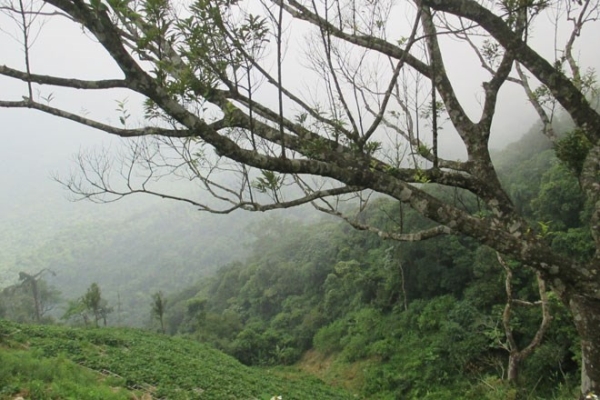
left=465, top=377, right=518, bottom=400
left=313, top=319, right=347, bottom=355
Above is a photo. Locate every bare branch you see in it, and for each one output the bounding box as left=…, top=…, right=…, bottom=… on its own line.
left=423, top=0, right=600, bottom=143
left=497, top=252, right=552, bottom=381
left=515, top=63, right=558, bottom=142
left=314, top=202, right=452, bottom=241
left=564, top=0, right=600, bottom=89
left=420, top=5, right=476, bottom=143
left=276, top=0, right=432, bottom=77
left=0, top=99, right=191, bottom=137
left=0, top=65, right=128, bottom=89
left=361, top=8, right=422, bottom=144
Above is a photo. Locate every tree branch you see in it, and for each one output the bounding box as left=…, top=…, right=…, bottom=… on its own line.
left=419, top=5, right=475, bottom=142
left=314, top=203, right=452, bottom=241
left=276, top=0, right=432, bottom=78
left=0, top=65, right=128, bottom=89
left=0, top=99, right=191, bottom=137
left=515, top=63, right=558, bottom=142
left=422, top=0, right=600, bottom=143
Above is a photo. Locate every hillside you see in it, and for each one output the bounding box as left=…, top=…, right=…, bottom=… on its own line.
left=1, top=193, right=269, bottom=327
left=0, top=172, right=322, bottom=327
left=156, top=125, right=586, bottom=399
left=0, top=118, right=590, bottom=399
left=0, top=319, right=355, bottom=400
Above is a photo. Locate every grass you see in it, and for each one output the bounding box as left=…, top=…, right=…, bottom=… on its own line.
left=295, top=349, right=370, bottom=393
left=0, top=320, right=354, bottom=400
left=0, top=349, right=130, bottom=400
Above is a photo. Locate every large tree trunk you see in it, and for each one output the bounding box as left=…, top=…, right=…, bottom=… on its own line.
left=569, top=295, right=600, bottom=398
left=507, top=353, right=522, bottom=383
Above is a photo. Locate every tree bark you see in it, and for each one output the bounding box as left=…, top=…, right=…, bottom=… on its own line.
left=569, top=295, right=600, bottom=398
left=498, top=253, right=552, bottom=385
left=507, top=352, right=522, bottom=383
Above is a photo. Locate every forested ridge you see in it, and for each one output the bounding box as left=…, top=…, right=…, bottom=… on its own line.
left=1, top=202, right=264, bottom=326
left=0, top=124, right=594, bottom=399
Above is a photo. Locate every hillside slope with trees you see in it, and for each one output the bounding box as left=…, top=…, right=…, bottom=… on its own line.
left=2, top=0, right=600, bottom=395
left=0, top=119, right=592, bottom=398
left=160, top=127, right=588, bottom=399
left=0, top=200, right=260, bottom=326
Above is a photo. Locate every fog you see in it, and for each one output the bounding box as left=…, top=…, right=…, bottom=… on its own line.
left=1, top=0, right=599, bottom=322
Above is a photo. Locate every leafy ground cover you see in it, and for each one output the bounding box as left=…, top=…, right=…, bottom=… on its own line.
left=0, top=348, right=131, bottom=400
left=0, top=320, right=355, bottom=400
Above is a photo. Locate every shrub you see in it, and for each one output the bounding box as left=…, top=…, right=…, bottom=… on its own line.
left=313, top=319, right=348, bottom=355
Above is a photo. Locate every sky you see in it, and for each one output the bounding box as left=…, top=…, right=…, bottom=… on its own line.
left=1, top=0, right=599, bottom=229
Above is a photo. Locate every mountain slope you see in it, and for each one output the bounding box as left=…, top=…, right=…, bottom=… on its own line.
left=0, top=319, right=355, bottom=400
left=1, top=196, right=260, bottom=326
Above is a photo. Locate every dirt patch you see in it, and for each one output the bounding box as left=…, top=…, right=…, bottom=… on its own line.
left=295, top=350, right=368, bottom=393
left=297, top=350, right=335, bottom=375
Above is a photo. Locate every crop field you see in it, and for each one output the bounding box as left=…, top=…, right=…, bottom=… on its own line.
left=0, top=320, right=354, bottom=400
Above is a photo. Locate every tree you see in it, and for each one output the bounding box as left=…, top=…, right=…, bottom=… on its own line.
left=62, top=283, right=113, bottom=326
left=1, top=0, right=600, bottom=396
left=495, top=253, right=552, bottom=384
left=0, top=270, right=60, bottom=323
left=62, top=298, right=91, bottom=326
left=82, top=282, right=112, bottom=327
left=151, top=290, right=167, bottom=333
left=17, top=269, right=56, bottom=323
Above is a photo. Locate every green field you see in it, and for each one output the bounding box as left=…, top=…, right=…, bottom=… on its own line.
left=0, top=320, right=355, bottom=400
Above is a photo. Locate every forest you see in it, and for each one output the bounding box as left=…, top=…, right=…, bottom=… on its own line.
left=1, top=0, right=600, bottom=398
left=0, top=122, right=593, bottom=399
left=0, top=203, right=263, bottom=327
left=156, top=125, right=590, bottom=399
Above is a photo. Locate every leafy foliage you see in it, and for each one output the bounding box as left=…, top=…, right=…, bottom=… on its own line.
left=0, top=348, right=131, bottom=400
left=156, top=130, right=585, bottom=398
left=555, top=128, right=593, bottom=176
left=151, top=291, right=167, bottom=333
left=0, top=319, right=353, bottom=400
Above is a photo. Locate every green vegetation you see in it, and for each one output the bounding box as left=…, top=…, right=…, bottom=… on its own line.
left=0, top=348, right=131, bottom=400
left=164, top=220, right=581, bottom=398
left=0, top=319, right=353, bottom=400
left=62, top=283, right=114, bottom=327
left=159, top=127, right=586, bottom=399
left=0, top=202, right=266, bottom=327
left=0, top=126, right=592, bottom=399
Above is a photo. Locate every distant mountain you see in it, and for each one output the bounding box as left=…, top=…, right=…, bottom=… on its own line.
left=0, top=163, right=322, bottom=327
left=2, top=196, right=264, bottom=326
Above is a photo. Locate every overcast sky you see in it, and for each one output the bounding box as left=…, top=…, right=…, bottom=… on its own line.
left=1, top=1, right=599, bottom=222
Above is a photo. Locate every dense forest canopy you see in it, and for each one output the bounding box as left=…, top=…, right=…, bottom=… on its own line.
left=1, top=0, right=600, bottom=397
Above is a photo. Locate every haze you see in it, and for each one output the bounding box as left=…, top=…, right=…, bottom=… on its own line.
left=1, top=0, right=599, bottom=318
